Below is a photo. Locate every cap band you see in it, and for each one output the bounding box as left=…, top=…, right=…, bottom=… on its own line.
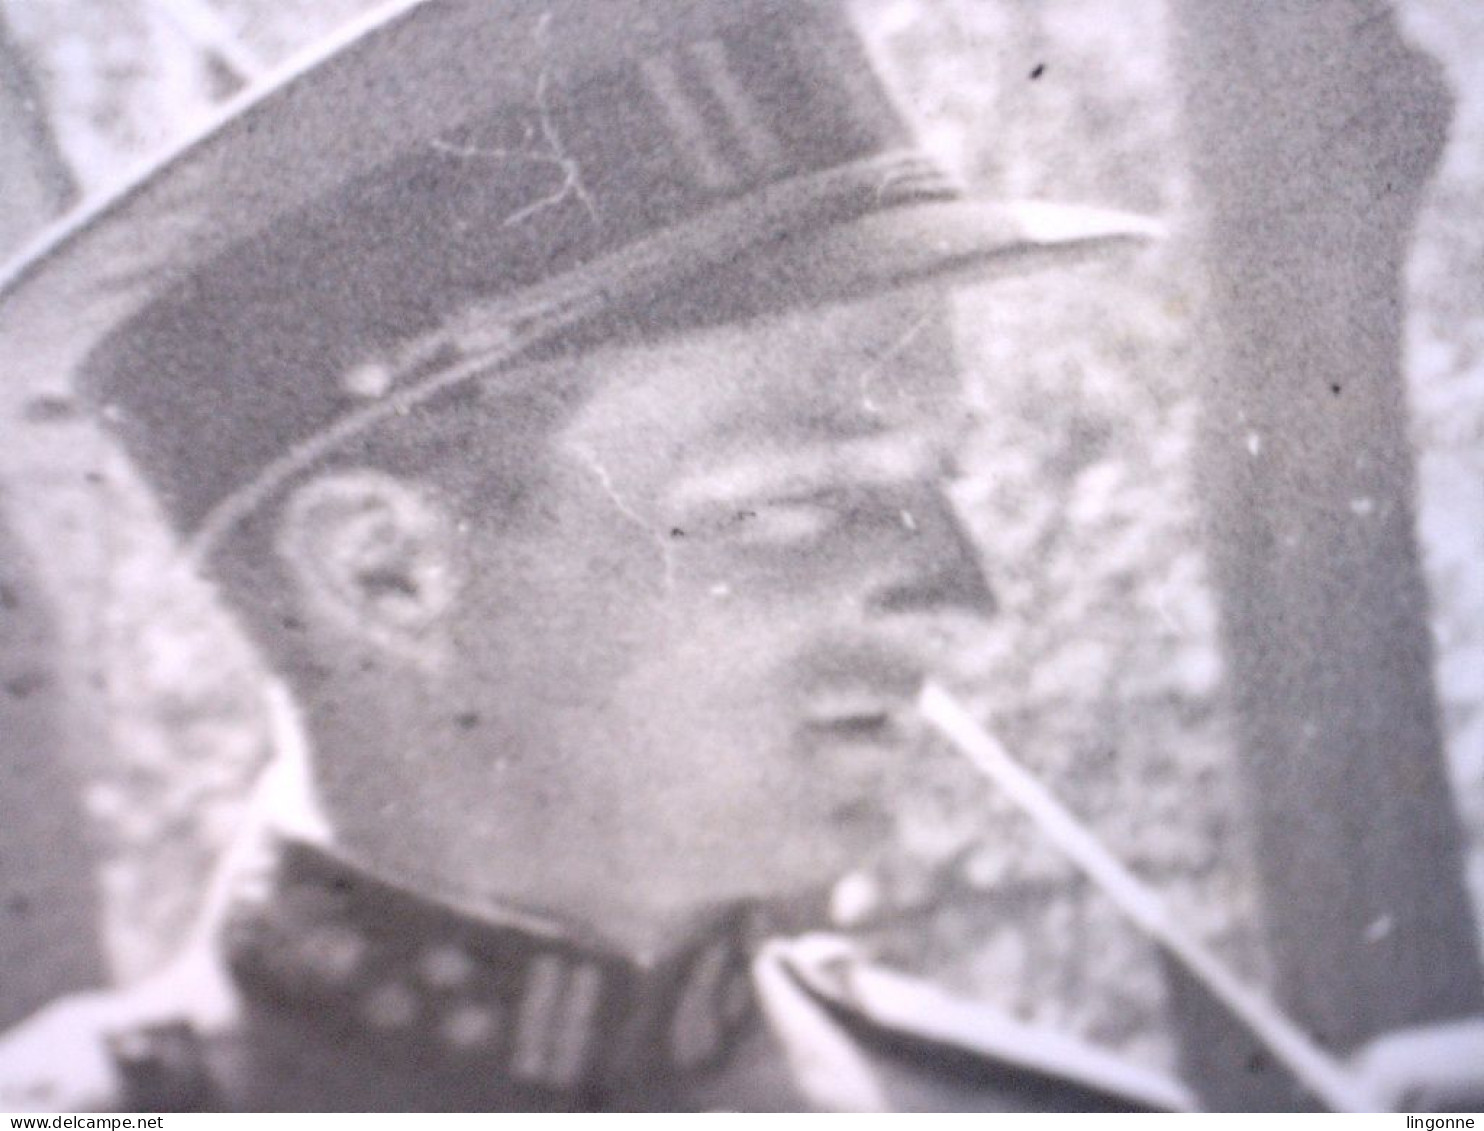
left=186, top=149, right=956, bottom=563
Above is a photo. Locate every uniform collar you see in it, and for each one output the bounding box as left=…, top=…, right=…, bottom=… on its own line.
left=229, top=680, right=759, bottom=1107
left=221, top=836, right=759, bottom=1107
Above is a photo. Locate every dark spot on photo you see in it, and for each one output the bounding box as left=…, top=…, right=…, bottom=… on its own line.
left=21, top=394, right=79, bottom=424
left=4, top=669, right=52, bottom=699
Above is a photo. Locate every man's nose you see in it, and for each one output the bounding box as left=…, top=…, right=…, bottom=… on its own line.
left=864, top=492, right=997, bottom=619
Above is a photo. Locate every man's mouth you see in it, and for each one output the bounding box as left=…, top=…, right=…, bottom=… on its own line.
left=791, top=639, right=933, bottom=743
left=800, top=689, right=905, bottom=738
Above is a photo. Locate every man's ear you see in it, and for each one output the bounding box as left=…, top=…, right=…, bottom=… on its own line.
left=276, top=469, right=460, bottom=664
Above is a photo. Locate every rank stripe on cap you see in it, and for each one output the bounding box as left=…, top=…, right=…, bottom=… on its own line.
left=639, top=54, right=738, bottom=191
left=641, top=31, right=842, bottom=194
left=685, top=39, right=784, bottom=175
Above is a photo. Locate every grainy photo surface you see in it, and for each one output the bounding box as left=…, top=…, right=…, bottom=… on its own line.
left=0, top=0, right=1481, bottom=1112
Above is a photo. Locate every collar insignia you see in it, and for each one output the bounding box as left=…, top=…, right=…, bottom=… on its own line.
left=220, top=839, right=757, bottom=1105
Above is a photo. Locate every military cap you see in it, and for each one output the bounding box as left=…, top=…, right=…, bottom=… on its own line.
left=0, top=0, right=1155, bottom=556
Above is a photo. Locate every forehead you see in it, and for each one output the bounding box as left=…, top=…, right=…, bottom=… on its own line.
left=562, top=289, right=966, bottom=466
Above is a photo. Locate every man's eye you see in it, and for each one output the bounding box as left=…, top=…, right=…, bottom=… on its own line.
left=716, top=500, right=840, bottom=547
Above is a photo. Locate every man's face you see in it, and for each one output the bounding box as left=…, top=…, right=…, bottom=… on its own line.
left=348, top=289, right=995, bottom=927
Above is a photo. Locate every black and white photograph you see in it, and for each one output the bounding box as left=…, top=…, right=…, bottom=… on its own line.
left=0, top=0, right=1482, bottom=1113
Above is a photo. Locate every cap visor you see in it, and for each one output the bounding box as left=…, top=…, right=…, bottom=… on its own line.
left=726, top=197, right=1163, bottom=309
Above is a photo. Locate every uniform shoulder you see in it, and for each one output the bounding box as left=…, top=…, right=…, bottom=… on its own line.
left=0, top=941, right=242, bottom=1112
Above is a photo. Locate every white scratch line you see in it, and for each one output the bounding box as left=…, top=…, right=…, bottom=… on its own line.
left=430, top=15, right=597, bottom=230
left=571, top=444, right=674, bottom=589
left=504, top=63, right=599, bottom=229
left=858, top=313, right=934, bottom=413
left=918, top=683, right=1377, bottom=1114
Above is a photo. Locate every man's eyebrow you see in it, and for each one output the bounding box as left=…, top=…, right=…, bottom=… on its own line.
left=667, top=432, right=945, bottom=512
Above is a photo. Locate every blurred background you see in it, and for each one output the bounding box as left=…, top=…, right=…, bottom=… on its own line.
left=0, top=0, right=1481, bottom=1102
